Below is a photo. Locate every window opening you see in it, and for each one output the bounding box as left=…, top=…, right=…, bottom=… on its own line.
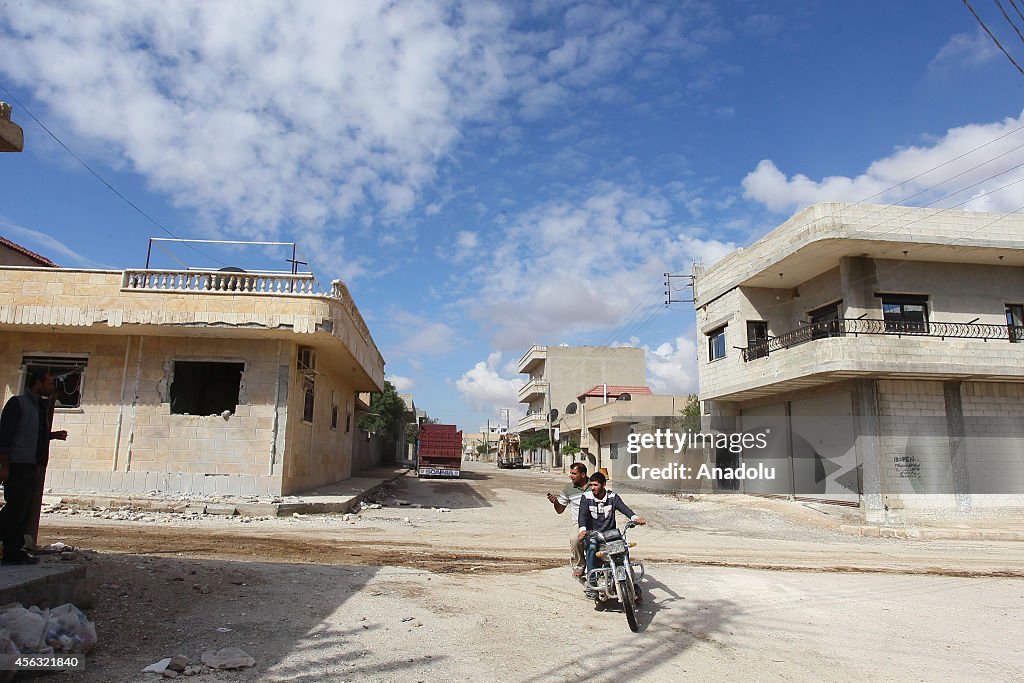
left=707, top=326, right=726, bottom=361
left=170, top=361, right=243, bottom=415
left=303, top=376, right=315, bottom=423
left=22, top=355, right=88, bottom=409
left=745, top=321, right=768, bottom=359
left=881, top=295, right=929, bottom=333
left=1007, top=304, right=1024, bottom=343
left=808, top=301, right=842, bottom=339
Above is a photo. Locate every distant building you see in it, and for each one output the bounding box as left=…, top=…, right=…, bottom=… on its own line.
left=1, top=235, right=59, bottom=267
left=516, top=345, right=646, bottom=466
left=694, top=202, right=1024, bottom=520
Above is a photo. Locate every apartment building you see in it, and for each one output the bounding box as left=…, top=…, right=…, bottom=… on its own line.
left=1, top=257, right=385, bottom=497
left=694, top=202, right=1024, bottom=520
left=516, top=345, right=646, bottom=466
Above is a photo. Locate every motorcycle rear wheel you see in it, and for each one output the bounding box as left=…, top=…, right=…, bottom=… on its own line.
left=618, top=579, right=639, bottom=632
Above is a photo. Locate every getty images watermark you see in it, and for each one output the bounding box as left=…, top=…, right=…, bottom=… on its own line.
left=625, top=428, right=775, bottom=482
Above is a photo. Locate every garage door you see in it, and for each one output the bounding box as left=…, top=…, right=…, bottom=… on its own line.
left=739, top=403, right=790, bottom=496
left=790, top=391, right=859, bottom=504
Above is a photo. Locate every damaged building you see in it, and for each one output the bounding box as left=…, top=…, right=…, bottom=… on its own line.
left=0, top=243, right=385, bottom=497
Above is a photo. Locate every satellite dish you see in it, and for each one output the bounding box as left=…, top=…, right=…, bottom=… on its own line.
left=549, top=408, right=559, bottom=421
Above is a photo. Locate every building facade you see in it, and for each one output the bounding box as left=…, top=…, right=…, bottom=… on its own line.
left=694, top=202, right=1024, bottom=520
left=1, top=263, right=385, bottom=497
left=516, top=345, right=646, bottom=466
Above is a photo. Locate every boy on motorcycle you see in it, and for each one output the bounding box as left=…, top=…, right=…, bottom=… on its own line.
left=577, top=472, right=646, bottom=596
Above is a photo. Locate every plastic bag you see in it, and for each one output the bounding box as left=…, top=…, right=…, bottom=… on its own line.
left=0, top=606, right=46, bottom=652
left=44, top=604, right=97, bottom=654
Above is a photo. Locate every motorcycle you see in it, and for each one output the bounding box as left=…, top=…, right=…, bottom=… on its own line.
left=582, top=521, right=645, bottom=632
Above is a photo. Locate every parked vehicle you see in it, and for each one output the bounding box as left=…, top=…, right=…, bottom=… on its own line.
left=583, top=521, right=645, bottom=632
left=418, top=423, right=462, bottom=478
left=496, top=433, right=524, bottom=469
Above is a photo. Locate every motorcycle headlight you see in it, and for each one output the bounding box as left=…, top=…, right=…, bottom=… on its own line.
left=602, top=540, right=627, bottom=555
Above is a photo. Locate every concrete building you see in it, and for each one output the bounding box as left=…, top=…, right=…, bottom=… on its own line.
left=516, top=345, right=646, bottom=466
left=1, top=258, right=385, bottom=497
left=0, top=102, right=24, bottom=153
left=694, top=202, right=1024, bottom=520
left=1, top=235, right=59, bottom=268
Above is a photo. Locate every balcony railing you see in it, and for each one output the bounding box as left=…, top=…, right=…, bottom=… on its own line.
left=122, top=269, right=316, bottom=294
left=743, top=318, right=1024, bottom=362
left=119, top=269, right=373, bottom=345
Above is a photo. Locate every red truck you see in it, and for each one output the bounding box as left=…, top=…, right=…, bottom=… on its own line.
left=417, top=423, right=462, bottom=478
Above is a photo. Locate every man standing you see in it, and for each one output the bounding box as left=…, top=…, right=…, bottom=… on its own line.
left=0, top=370, right=67, bottom=565
left=546, top=462, right=589, bottom=578
left=577, top=472, right=646, bottom=595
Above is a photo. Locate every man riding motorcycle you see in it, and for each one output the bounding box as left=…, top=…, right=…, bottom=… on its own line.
left=577, top=471, right=646, bottom=598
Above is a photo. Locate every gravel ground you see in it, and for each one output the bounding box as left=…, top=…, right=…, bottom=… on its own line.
left=25, top=461, right=1024, bottom=681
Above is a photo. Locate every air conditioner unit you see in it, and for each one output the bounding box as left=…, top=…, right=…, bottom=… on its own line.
left=297, top=347, right=318, bottom=372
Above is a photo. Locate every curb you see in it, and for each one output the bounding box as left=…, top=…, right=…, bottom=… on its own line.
left=839, top=524, right=1024, bottom=541
left=45, top=470, right=408, bottom=518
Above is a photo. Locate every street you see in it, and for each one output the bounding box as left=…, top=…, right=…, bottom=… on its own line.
left=41, top=461, right=1024, bottom=682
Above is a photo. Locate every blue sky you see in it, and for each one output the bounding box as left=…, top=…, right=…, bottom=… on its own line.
left=2, top=1, right=1024, bottom=431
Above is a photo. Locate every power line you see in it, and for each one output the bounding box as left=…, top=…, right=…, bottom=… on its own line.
left=994, top=0, right=1024, bottom=46
left=0, top=81, right=226, bottom=267
left=962, top=0, right=1024, bottom=77
left=1008, top=0, right=1024, bottom=29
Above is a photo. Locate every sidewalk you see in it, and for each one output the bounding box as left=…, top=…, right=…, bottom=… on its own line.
left=44, top=466, right=410, bottom=517
left=530, top=465, right=1024, bottom=543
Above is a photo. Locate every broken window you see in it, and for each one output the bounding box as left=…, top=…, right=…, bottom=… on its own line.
left=303, top=376, right=315, bottom=423
left=345, top=400, right=352, bottom=434
left=170, top=361, right=244, bottom=416
left=22, top=355, right=88, bottom=409
left=331, top=391, right=339, bottom=430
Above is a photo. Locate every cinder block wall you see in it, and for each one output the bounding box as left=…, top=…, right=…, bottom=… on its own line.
left=877, top=379, right=1024, bottom=510
left=1, top=331, right=287, bottom=496
left=281, top=345, right=360, bottom=495
left=0, top=331, right=128, bottom=471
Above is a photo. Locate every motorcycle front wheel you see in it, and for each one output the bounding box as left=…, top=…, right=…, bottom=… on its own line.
left=618, top=578, right=639, bottom=632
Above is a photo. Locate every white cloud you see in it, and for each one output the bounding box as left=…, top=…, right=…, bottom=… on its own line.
left=644, top=335, right=698, bottom=395
left=0, top=217, right=110, bottom=269
left=459, top=184, right=736, bottom=350
left=455, top=352, right=524, bottom=413
left=742, top=112, right=1024, bottom=215
left=0, top=2, right=738, bottom=279
left=929, top=29, right=999, bottom=77
left=445, top=230, right=481, bottom=263
left=387, top=374, right=416, bottom=392
left=388, top=311, right=460, bottom=358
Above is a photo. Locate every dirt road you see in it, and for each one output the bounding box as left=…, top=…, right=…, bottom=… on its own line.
left=36, top=461, right=1024, bottom=681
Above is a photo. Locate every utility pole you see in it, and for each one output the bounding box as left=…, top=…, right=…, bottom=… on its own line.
left=486, top=419, right=490, bottom=464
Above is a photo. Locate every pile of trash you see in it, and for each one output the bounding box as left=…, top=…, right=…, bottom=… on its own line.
left=0, top=603, right=97, bottom=657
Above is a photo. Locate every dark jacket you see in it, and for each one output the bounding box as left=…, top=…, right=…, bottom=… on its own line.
left=578, top=489, right=637, bottom=534
left=0, top=393, right=55, bottom=466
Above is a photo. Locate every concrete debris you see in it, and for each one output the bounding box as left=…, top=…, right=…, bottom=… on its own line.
left=394, top=500, right=412, bottom=506
left=142, top=657, right=171, bottom=674
left=201, top=647, right=256, bottom=669
left=60, top=551, right=80, bottom=561
left=162, top=670, right=179, bottom=679
left=167, top=654, right=189, bottom=672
